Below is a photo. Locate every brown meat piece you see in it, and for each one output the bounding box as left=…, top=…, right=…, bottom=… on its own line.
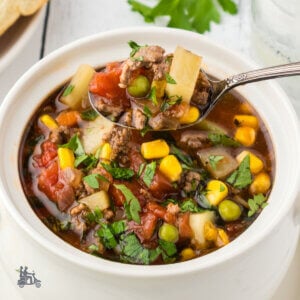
left=119, top=111, right=132, bottom=126
left=179, top=130, right=208, bottom=149
left=49, top=125, right=70, bottom=144
left=103, top=126, right=132, bottom=160
left=62, top=167, right=83, bottom=188
left=182, top=171, right=201, bottom=193
left=191, top=71, right=211, bottom=106
left=120, top=45, right=166, bottom=87
left=93, top=95, right=124, bottom=117
left=132, top=109, right=147, bottom=129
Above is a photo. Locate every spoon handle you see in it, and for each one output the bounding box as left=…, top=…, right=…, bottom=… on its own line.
left=226, top=62, right=300, bottom=89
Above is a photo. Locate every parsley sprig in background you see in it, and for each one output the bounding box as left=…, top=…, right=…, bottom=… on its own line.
left=128, top=0, right=238, bottom=34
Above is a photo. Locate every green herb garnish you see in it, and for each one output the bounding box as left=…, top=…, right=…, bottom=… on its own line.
left=88, top=244, right=99, bottom=252
left=165, top=73, right=177, bottom=84
left=143, top=105, right=152, bottom=118
left=208, top=155, right=224, bottom=170
left=137, top=162, right=146, bottom=177
left=111, top=220, right=127, bottom=235
left=102, top=163, right=135, bottom=180
left=158, top=239, right=177, bottom=263
left=128, top=40, right=142, bottom=57
left=208, top=133, right=240, bottom=147
left=62, top=84, right=74, bottom=97
left=248, top=194, right=267, bottom=217
left=149, top=87, right=158, bottom=105
left=160, top=95, right=182, bottom=112
left=140, top=125, right=151, bottom=137
left=227, top=155, right=252, bottom=189
left=83, top=173, right=109, bottom=189
left=114, top=184, right=141, bottom=224
left=59, top=134, right=85, bottom=156
left=74, top=154, right=98, bottom=170
left=128, top=0, right=238, bottom=34
left=143, top=161, right=156, bottom=187
left=85, top=207, right=103, bottom=224
left=180, top=199, right=203, bottom=213
left=170, top=144, right=193, bottom=167
left=81, top=109, right=98, bottom=121
left=97, top=223, right=117, bottom=249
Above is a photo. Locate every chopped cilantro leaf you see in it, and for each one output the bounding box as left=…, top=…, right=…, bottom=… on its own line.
left=149, top=87, right=158, bottom=105
left=60, top=220, right=71, bottom=231
left=137, top=162, right=146, bottom=177
left=143, top=105, right=152, bottom=118
left=128, top=0, right=238, bottom=34
left=140, top=125, right=151, bottom=137
left=111, top=220, right=127, bottom=235
left=208, top=133, right=241, bottom=147
left=170, top=144, right=193, bottom=167
left=248, top=194, right=267, bottom=217
left=160, top=95, right=182, bottom=112
left=85, top=207, right=103, bottom=224
left=59, top=134, right=85, bottom=156
left=128, top=40, right=142, bottom=57
left=83, top=173, right=108, bottom=189
left=208, top=155, right=224, bottom=170
left=74, top=154, right=98, bottom=169
left=97, top=223, right=117, bottom=249
left=143, top=161, right=156, bottom=187
left=102, top=163, right=135, bottom=180
left=81, top=109, right=98, bottom=121
left=88, top=244, right=99, bottom=252
left=165, top=73, right=177, bottom=84
left=114, top=184, right=141, bottom=224
left=180, top=199, right=203, bottom=213
left=62, top=84, right=74, bottom=97
left=227, top=155, right=252, bottom=189
left=120, top=233, right=160, bottom=265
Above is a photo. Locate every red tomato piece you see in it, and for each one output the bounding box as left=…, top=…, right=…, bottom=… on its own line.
left=34, top=140, right=57, bottom=168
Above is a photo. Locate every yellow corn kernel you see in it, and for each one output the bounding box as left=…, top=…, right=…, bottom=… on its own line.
left=141, top=139, right=170, bottom=159
left=215, top=229, right=229, bottom=247
left=249, top=172, right=271, bottom=194
left=159, top=155, right=182, bottom=182
left=204, top=221, right=218, bottom=242
left=234, top=115, right=258, bottom=130
left=179, top=106, right=200, bottom=124
left=206, top=180, right=228, bottom=206
left=180, top=248, right=196, bottom=261
left=40, top=114, right=58, bottom=130
left=236, top=150, right=264, bottom=174
left=234, top=126, right=256, bottom=146
left=151, top=80, right=166, bottom=98
left=58, top=148, right=75, bottom=170
left=100, top=143, right=112, bottom=161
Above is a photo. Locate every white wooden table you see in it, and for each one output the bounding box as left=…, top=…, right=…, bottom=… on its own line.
left=0, top=1, right=299, bottom=299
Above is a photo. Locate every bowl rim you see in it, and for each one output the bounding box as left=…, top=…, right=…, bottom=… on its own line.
left=0, top=26, right=300, bottom=278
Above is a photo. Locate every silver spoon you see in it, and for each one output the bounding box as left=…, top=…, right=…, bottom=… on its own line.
left=89, top=62, right=300, bottom=130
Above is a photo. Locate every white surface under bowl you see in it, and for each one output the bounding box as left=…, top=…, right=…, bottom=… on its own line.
left=0, top=27, right=299, bottom=300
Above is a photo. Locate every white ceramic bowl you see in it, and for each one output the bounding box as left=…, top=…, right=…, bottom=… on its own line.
left=0, top=27, right=299, bottom=300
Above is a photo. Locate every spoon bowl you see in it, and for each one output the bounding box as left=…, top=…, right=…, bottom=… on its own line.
left=89, top=62, right=300, bottom=131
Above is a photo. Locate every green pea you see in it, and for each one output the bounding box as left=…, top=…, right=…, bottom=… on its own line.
left=158, top=223, right=179, bottom=243
left=218, top=200, right=242, bottom=222
left=127, top=75, right=150, bottom=98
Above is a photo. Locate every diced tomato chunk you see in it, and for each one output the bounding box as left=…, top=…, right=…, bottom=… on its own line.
left=178, top=213, right=193, bottom=239
left=149, top=170, right=175, bottom=199
left=89, top=62, right=129, bottom=108
left=34, top=140, right=57, bottom=167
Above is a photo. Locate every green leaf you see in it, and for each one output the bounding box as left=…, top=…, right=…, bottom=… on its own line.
left=208, top=133, right=241, bottom=147
left=143, top=105, right=152, bottom=118
left=81, top=109, right=98, bottom=121
left=114, top=184, right=141, bottom=224
left=111, top=220, right=127, bottom=235
left=120, top=233, right=159, bottom=265
left=137, top=162, right=146, bottom=177
left=160, top=95, right=182, bottom=112
left=248, top=194, right=267, bottom=217
left=128, top=0, right=238, bottom=34
left=62, top=84, right=74, bottom=97
left=88, top=244, right=99, bottom=252
left=165, top=73, right=177, bottom=84
left=85, top=207, right=103, bottom=224
left=83, top=173, right=108, bottom=189
left=149, top=87, right=158, bottom=105
left=208, top=155, right=224, bottom=170
left=217, top=0, right=238, bottom=14
left=180, top=199, right=203, bottom=213
left=59, top=134, right=85, bottom=156
left=97, top=223, right=117, bottom=249
left=102, top=163, right=135, bottom=180
left=143, top=161, right=156, bottom=187
left=227, top=155, right=252, bottom=189
left=74, top=154, right=98, bottom=169
left=170, top=144, right=193, bottom=166
left=128, top=40, right=143, bottom=57
left=140, top=125, right=151, bottom=137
